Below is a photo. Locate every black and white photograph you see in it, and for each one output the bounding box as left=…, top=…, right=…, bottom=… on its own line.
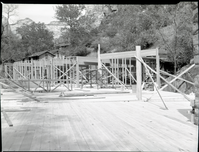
left=1, top=3, right=198, bottom=151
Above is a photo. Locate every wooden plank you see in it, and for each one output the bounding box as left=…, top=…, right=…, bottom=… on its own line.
left=107, top=102, right=187, bottom=151
left=139, top=56, right=168, bottom=110
left=34, top=61, right=37, bottom=79
left=129, top=103, right=196, bottom=150
left=156, top=48, right=160, bottom=88
left=29, top=104, right=43, bottom=151
left=160, top=64, right=195, bottom=90
left=76, top=57, right=80, bottom=87
left=2, top=129, right=16, bottom=150
left=100, top=49, right=157, bottom=59
left=71, top=103, right=109, bottom=150
left=101, top=63, right=126, bottom=88
left=113, top=58, right=116, bottom=86
left=1, top=108, right=13, bottom=127
left=70, top=61, right=72, bottom=90
left=76, top=103, right=125, bottom=150
left=135, top=56, right=192, bottom=102
left=39, top=103, right=51, bottom=151
left=122, top=58, right=124, bottom=84
left=129, top=58, right=132, bottom=85
left=19, top=130, right=35, bottom=151
left=77, top=102, right=128, bottom=150
left=136, top=46, right=142, bottom=100
left=101, top=103, right=168, bottom=151
left=125, top=66, right=137, bottom=83
left=60, top=103, right=80, bottom=150
left=160, top=70, right=194, bottom=85
left=116, top=58, right=119, bottom=85
left=1, top=109, right=31, bottom=112
left=125, top=58, right=127, bottom=86
left=5, top=103, right=33, bottom=150
left=0, top=81, right=40, bottom=102
left=98, top=44, right=102, bottom=76
left=5, top=64, right=8, bottom=78
left=86, top=103, right=149, bottom=151
left=8, top=130, right=27, bottom=151
left=31, top=59, right=33, bottom=79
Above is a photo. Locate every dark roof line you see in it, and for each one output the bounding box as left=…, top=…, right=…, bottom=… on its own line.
left=27, top=49, right=66, bottom=58
left=28, top=50, right=54, bottom=58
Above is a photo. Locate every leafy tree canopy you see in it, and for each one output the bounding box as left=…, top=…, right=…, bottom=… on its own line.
left=16, top=22, right=54, bottom=57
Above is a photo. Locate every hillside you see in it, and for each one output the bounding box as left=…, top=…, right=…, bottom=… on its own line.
left=10, top=18, right=68, bottom=39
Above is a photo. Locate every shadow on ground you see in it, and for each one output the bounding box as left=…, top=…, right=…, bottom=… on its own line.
left=177, top=109, right=191, bottom=121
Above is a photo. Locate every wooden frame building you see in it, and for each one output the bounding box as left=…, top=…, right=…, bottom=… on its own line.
left=4, top=46, right=160, bottom=95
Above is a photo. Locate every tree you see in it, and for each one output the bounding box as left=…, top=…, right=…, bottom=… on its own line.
left=55, top=4, right=95, bottom=56
left=153, top=3, right=193, bottom=73
left=94, top=5, right=158, bottom=52
left=2, top=4, right=18, bottom=34
left=1, top=4, right=18, bottom=64
left=16, top=22, right=54, bottom=57
left=55, top=4, right=85, bottom=29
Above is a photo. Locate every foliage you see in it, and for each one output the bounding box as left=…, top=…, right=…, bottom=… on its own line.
left=1, top=4, right=19, bottom=64
left=55, top=5, right=85, bottom=29
left=16, top=22, right=54, bottom=57
left=155, top=3, right=193, bottom=73
left=53, top=2, right=193, bottom=71
left=55, top=4, right=96, bottom=56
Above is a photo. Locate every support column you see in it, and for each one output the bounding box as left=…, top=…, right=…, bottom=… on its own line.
left=76, top=57, right=80, bottom=88
left=98, top=44, right=102, bottom=89
left=156, top=48, right=161, bottom=88
left=136, top=46, right=142, bottom=100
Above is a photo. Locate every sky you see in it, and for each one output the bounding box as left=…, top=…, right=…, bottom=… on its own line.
left=2, top=4, right=60, bottom=24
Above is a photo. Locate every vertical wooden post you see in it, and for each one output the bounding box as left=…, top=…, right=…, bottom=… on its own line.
left=51, top=58, right=53, bottom=86
left=66, top=58, right=69, bottom=89
left=111, top=59, right=113, bottom=88
left=98, top=44, right=102, bottom=89
left=122, top=58, right=124, bottom=84
left=113, top=59, right=118, bottom=88
left=72, top=60, right=74, bottom=90
left=129, top=58, right=132, bottom=85
left=76, top=57, right=79, bottom=88
left=136, top=46, right=142, bottom=100
left=156, top=48, right=160, bottom=88
left=117, top=58, right=119, bottom=88
left=70, top=59, right=72, bottom=90
left=5, top=64, right=8, bottom=78
left=114, top=58, right=116, bottom=87
left=98, top=44, right=102, bottom=75
left=34, top=61, right=36, bottom=79
left=117, top=58, right=119, bottom=80
left=31, top=58, right=33, bottom=80
left=125, top=58, right=127, bottom=86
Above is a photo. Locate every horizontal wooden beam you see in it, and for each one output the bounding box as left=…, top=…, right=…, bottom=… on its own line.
left=2, top=108, right=13, bottom=127
left=17, top=79, right=74, bottom=82
left=160, top=70, right=194, bottom=85
left=100, top=49, right=157, bottom=59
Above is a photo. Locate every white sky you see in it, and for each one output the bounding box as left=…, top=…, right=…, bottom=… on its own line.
left=2, top=4, right=61, bottom=24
